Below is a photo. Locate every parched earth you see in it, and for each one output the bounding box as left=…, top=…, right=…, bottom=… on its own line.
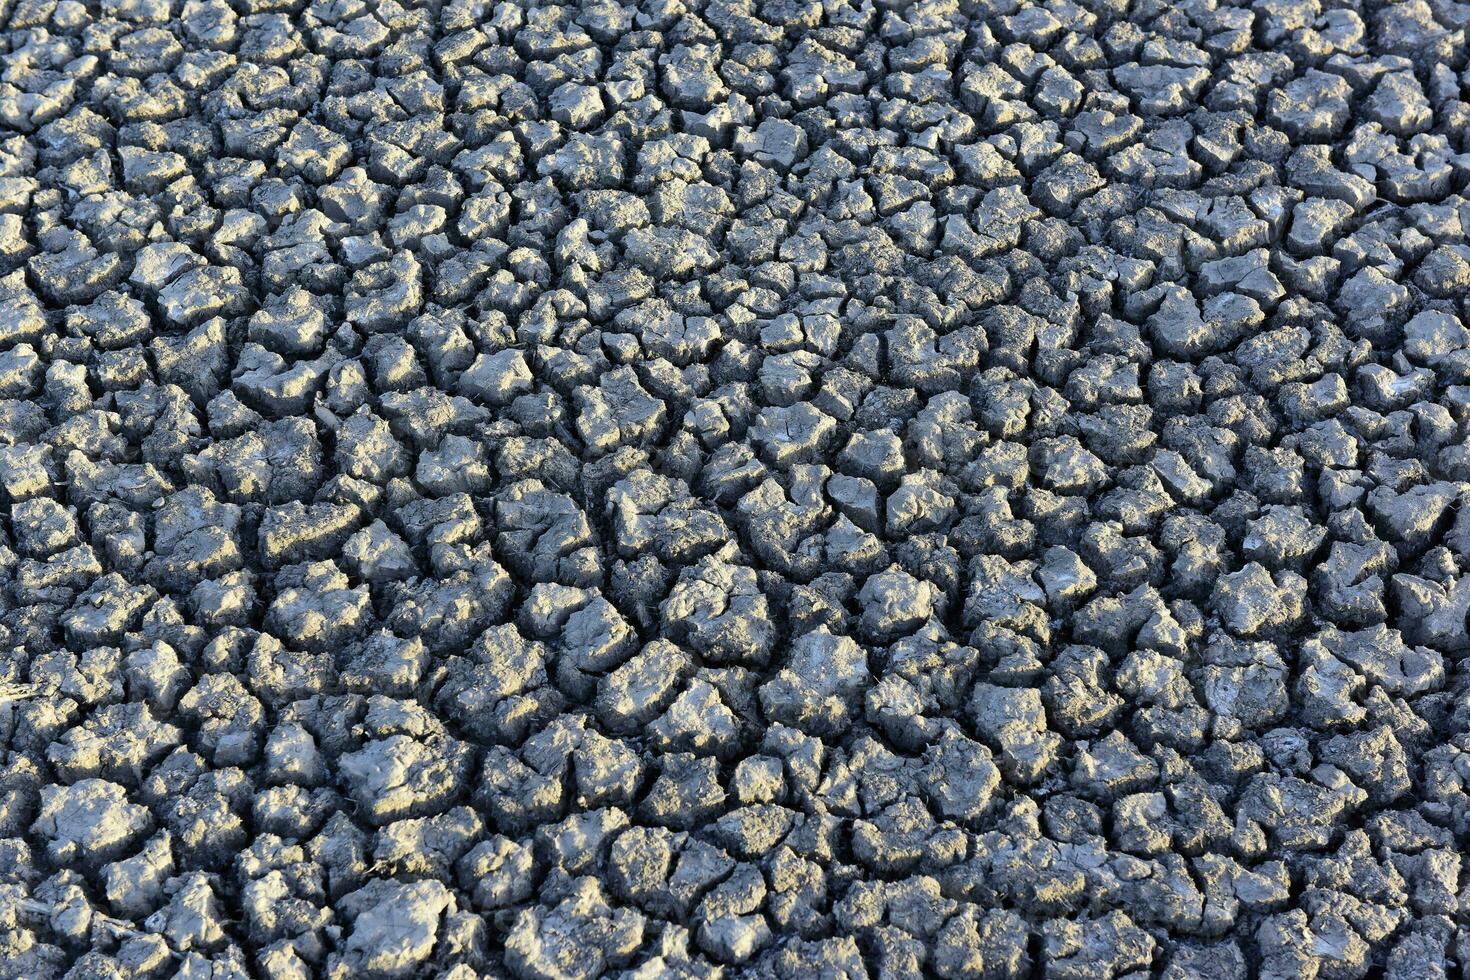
left=1, top=0, right=1469, bottom=976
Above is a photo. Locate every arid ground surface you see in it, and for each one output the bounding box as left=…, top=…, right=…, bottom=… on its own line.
left=2, top=0, right=1470, bottom=976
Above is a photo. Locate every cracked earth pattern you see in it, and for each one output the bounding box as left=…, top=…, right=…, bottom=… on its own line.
left=2, top=0, right=1470, bottom=976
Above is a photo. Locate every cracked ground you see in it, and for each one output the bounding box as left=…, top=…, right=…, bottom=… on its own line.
left=1, top=0, right=1470, bottom=976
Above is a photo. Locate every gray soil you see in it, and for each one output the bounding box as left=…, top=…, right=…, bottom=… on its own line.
left=0, top=0, right=1469, bottom=976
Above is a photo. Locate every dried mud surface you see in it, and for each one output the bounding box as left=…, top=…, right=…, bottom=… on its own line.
left=2, top=0, right=1470, bottom=976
